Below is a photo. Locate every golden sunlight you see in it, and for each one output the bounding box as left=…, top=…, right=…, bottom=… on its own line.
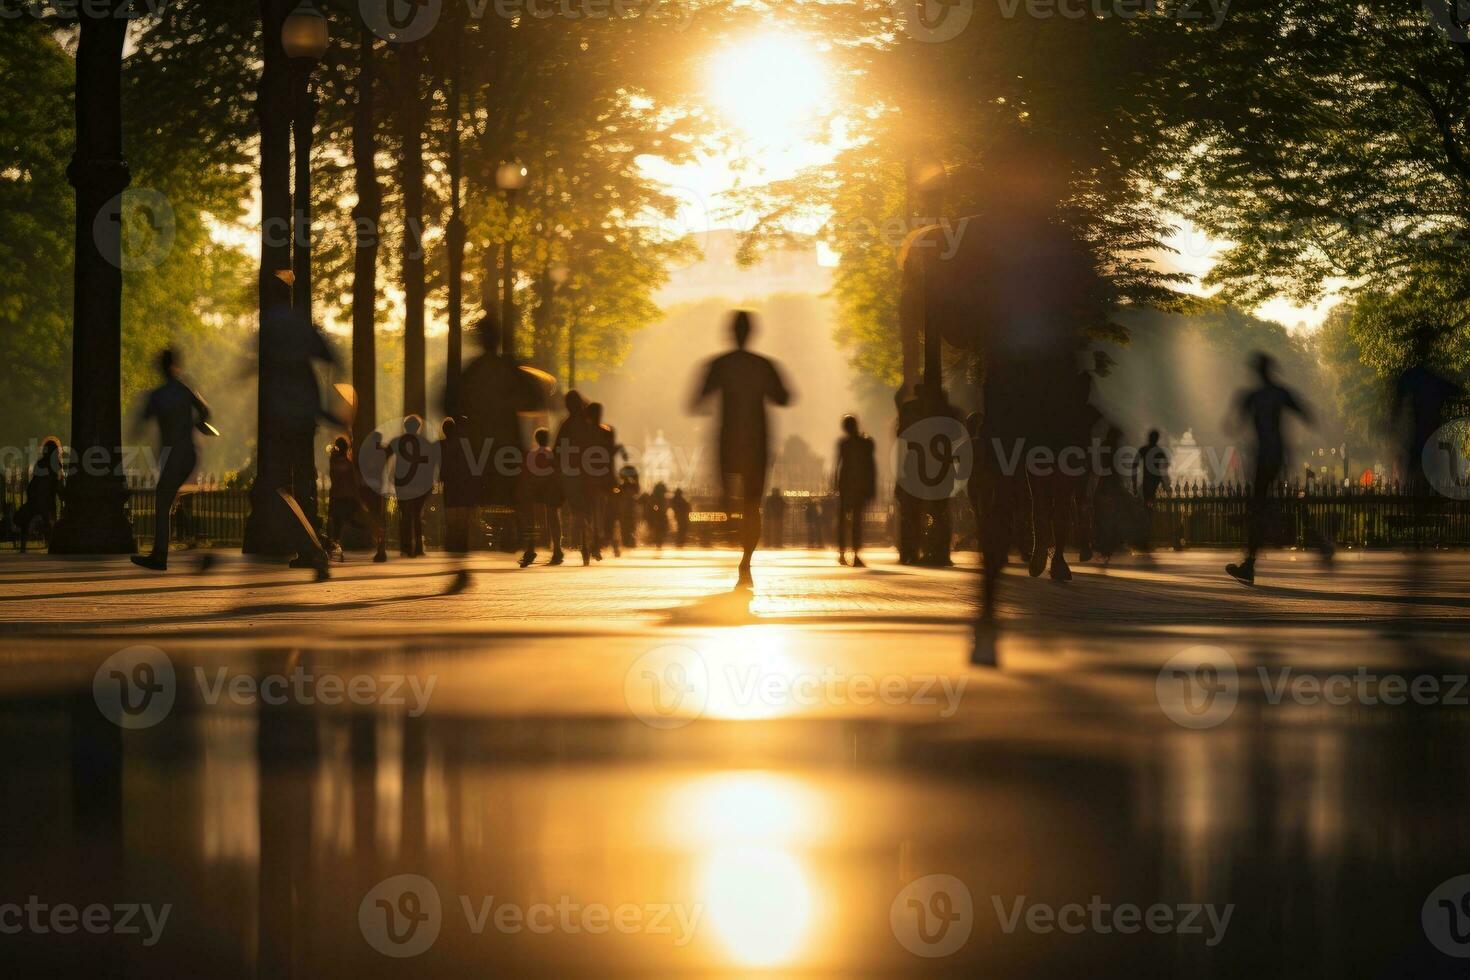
left=706, top=34, right=831, bottom=148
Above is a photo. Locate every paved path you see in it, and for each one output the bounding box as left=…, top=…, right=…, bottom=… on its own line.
left=1, top=547, right=1467, bottom=638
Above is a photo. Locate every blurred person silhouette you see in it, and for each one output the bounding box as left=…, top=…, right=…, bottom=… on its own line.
left=444, top=314, right=549, bottom=586
left=835, top=414, right=877, bottom=567
left=585, top=401, right=624, bottom=560
left=962, top=127, right=1112, bottom=662
left=325, top=436, right=387, bottom=563
left=1395, top=326, right=1465, bottom=547
left=645, top=482, right=670, bottom=551
left=439, top=417, right=477, bottom=556
left=522, top=427, right=565, bottom=566
left=14, top=437, right=63, bottom=554
left=764, top=487, right=786, bottom=548
left=129, top=349, right=210, bottom=571
left=258, top=305, right=338, bottom=578
left=691, top=310, right=793, bottom=588
left=386, top=415, right=433, bottom=558
left=894, top=384, right=922, bottom=564
left=554, top=390, right=598, bottom=565
left=671, top=488, right=692, bottom=547
left=616, top=463, right=640, bottom=550
left=1133, top=428, right=1171, bottom=553
left=805, top=495, right=824, bottom=549
left=1226, top=351, right=1331, bottom=585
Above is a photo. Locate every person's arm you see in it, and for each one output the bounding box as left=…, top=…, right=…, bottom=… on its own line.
left=767, top=360, right=792, bottom=407
left=1285, top=386, right=1315, bottom=427
left=690, top=359, right=719, bottom=414
left=191, top=387, right=211, bottom=425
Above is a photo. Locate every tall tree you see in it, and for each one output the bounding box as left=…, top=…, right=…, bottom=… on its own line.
left=51, top=0, right=136, bottom=554
left=350, top=18, right=380, bottom=450
left=397, top=37, right=427, bottom=418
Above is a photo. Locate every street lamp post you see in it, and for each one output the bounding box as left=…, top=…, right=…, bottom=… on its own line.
left=246, top=1, right=327, bottom=556
left=283, top=2, right=327, bottom=323
left=496, top=161, right=527, bottom=360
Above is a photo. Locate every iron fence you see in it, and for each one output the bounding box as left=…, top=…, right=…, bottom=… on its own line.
left=6, top=473, right=1469, bottom=551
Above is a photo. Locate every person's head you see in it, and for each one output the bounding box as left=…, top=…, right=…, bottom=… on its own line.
left=40, top=437, right=59, bottom=458
left=1251, top=351, right=1276, bottom=383
left=534, top=426, right=550, bottom=448
left=1410, top=324, right=1440, bottom=363
left=979, top=123, right=1072, bottom=216
left=332, top=436, right=349, bottom=455
left=586, top=401, right=604, bottom=424
left=158, top=347, right=178, bottom=378
left=673, top=488, right=684, bottom=499
left=731, top=310, right=754, bottom=349
left=441, top=417, right=456, bottom=436
left=403, top=414, right=422, bottom=435
left=841, top=414, right=859, bottom=436
left=654, top=482, right=667, bottom=495
left=1147, top=429, right=1161, bottom=447
left=474, top=313, right=502, bottom=354
left=564, top=389, right=585, bottom=414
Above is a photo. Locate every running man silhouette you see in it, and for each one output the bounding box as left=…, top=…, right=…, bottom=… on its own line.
left=130, top=349, right=210, bottom=571
left=1226, top=352, right=1330, bottom=584
left=691, top=310, right=792, bottom=588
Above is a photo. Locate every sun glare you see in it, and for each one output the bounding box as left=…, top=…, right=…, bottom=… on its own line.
left=707, top=34, right=831, bottom=148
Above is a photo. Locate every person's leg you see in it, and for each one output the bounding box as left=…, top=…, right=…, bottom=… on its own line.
left=741, top=490, right=762, bottom=577
left=1027, top=472, right=1055, bottom=576
left=547, top=503, right=563, bottom=562
left=1049, top=475, right=1074, bottom=579
left=852, top=497, right=866, bottom=565
left=14, top=501, right=33, bottom=552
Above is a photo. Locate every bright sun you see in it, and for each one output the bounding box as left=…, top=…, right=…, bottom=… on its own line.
left=707, top=34, right=831, bottom=148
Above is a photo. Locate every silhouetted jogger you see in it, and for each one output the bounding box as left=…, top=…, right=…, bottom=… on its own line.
left=691, top=310, right=793, bottom=588
left=439, top=417, right=477, bottom=556
left=835, top=414, right=876, bottom=567
left=1227, top=352, right=1331, bottom=585
left=130, top=349, right=209, bottom=571
left=445, top=314, right=549, bottom=586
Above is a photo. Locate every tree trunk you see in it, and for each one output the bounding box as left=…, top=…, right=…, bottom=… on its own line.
left=50, top=0, right=136, bottom=554
left=445, top=30, right=465, bottom=408
left=351, top=24, right=380, bottom=451
left=399, top=40, right=427, bottom=419
left=242, top=0, right=300, bottom=556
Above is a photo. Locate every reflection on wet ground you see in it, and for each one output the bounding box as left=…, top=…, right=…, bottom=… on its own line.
left=1, top=626, right=1469, bottom=977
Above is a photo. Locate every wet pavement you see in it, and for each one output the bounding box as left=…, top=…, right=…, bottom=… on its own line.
left=1, top=549, right=1469, bottom=977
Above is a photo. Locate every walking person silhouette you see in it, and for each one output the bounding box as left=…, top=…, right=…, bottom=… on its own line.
left=835, top=414, right=876, bottom=567
left=691, top=310, right=792, bottom=589
left=14, top=438, right=63, bottom=554
left=1226, top=352, right=1332, bottom=585
left=130, top=349, right=210, bottom=571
